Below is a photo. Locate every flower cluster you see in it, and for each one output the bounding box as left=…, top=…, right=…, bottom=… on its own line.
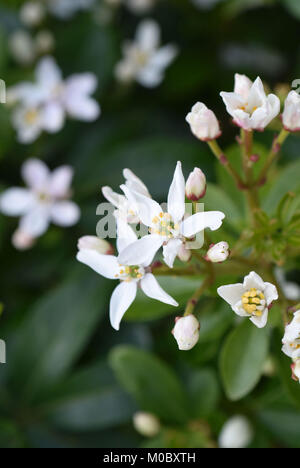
left=7, top=56, right=100, bottom=143
left=282, top=310, right=300, bottom=384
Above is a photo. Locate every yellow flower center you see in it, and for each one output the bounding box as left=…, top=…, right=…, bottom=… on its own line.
left=24, top=109, right=39, bottom=124
left=115, top=265, right=144, bottom=282
left=242, top=288, right=266, bottom=317
left=150, top=212, right=179, bottom=238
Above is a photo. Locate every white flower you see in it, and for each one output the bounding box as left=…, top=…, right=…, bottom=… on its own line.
left=118, top=161, right=225, bottom=268
left=77, top=236, right=114, bottom=255
left=77, top=218, right=178, bottom=330
left=282, top=310, right=300, bottom=360
left=20, top=2, right=46, bottom=27
left=186, top=102, right=221, bottom=141
left=282, top=91, right=300, bottom=132
left=9, top=56, right=100, bottom=143
left=275, top=268, right=300, bottom=301
left=125, top=0, right=156, bottom=14
left=220, top=73, right=280, bottom=131
left=102, top=168, right=151, bottom=224
left=133, top=412, right=160, bottom=437
left=217, top=271, right=278, bottom=328
left=206, top=241, right=229, bottom=263
left=291, top=360, right=300, bottom=383
left=218, top=415, right=253, bottom=449
left=9, top=30, right=36, bottom=66
left=115, top=20, right=178, bottom=88
left=0, top=158, right=80, bottom=249
left=185, top=167, right=207, bottom=201
left=172, top=315, right=200, bottom=351
left=47, top=0, right=96, bottom=19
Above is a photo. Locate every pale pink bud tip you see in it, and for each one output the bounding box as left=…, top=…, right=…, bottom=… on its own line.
left=172, top=314, right=200, bottom=351
left=250, top=154, right=260, bottom=162
left=77, top=236, right=114, bottom=255
left=185, top=167, right=206, bottom=201
left=12, top=229, right=35, bottom=250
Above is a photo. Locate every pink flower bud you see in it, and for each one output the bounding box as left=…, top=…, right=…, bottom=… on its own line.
left=172, top=314, right=200, bottom=351
left=206, top=241, right=229, bottom=263
left=12, top=229, right=35, bottom=250
left=185, top=167, right=206, bottom=201
left=186, top=102, right=221, bottom=141
left=77, top=236, right=114, bottom=255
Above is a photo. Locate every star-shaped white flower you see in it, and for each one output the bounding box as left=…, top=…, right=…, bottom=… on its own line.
left=117, top=161, right=225, bottom=268
left=47, top=0, right=96, bottom=19
left=217, top=271, right=278, bottom=328
left=282, top=310, right=300, bottom=360
left=220, top=73, right=280, bottom=131
left=102, top=168, right=151, bottom=224
left=9, top=56, right=100, bottom=143
left=115, top=20, right=178, bottom=88
left=0, top=158, right=80, bottom=249
left=77, top=218, right=178, bottom=330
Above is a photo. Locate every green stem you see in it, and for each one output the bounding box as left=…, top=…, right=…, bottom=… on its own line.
left=184, top=275, right=213, bottom=316
left=207, top=140, right=246, bottom=189
left=256, top=129, right=289, bottom=187
left=241, top=129, right=260, bottom=222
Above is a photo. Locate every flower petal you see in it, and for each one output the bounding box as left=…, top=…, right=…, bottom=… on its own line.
left=250, top=309, right=268, bottom=328
left=180, top=210, right=225, bottom=238
left=21, top=158, right=50, bottom=191
left=264, top=282, right=278, bottom=306
left=243, top=271, right=265, bottom=291
left=140, top=273, right=178, bottom=307
left=116, top=217, right=138, bottom=254
left=102, top=186, right=127, bottom=210
left=49, top=166, right=73, bottom=198
left=109, top=281, right=137, bottom=330
left=167, top=161, right=185, bottom=223
left=117, top=234, right=164, bottom=267
left=136, top=20, right=160, bottom=52
left=163, top=238, right=182, bottom=268
left=76, top=250, right=119, bottom=279
left=35, top=56, right=62, bottom=89
left=41, top=102, right=65, bottom=133
left=0, top=188, right=34, bottom=216
left=217, top=284, right=245, bottom=307
left=232, top=300, right=251, bottom=317
left=51, top=201, right=80, bottom=226
left=19, top=206, right=50, bottom=237
left=123, top=168, right=151, bottom=198
left=121, top=184, right=161, bottom=227
left=148, top=45, right=178, bottom=69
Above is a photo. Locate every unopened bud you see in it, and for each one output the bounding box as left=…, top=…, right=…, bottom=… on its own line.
left=206, top=241, right=229, bottom=263
left=77, top=236, right=114, bottom=255
left=9, top=30, right=36, bottom=66
left=177, top=244, right=192, bottom=262
left=12, top=229, right=35, bottom=250
left=219, top=415, right=253, bottom=449
left=282, top=91, right=300, bottom=132
left=186, top=102, right=221, bottom=141
left=291, top=360, right=300, bottom=383
left=20, top=2, right=45, bottom=27
left=185, top=167, right=206, bottom=201
left=133, top=412, right=160, bottom=437
left=172, top=314, right=200, bottom=351
left=250, top=154, right=260, bottom=162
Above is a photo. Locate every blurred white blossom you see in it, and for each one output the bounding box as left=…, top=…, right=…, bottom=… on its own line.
left=115, top=20, right=178, bottom=88
left=275, top=268, right=300, bottom=301
left=0, top=159, right=80, bottom=249
left=47, top=0, right=96, bottom=19
left=9, top=30, right=36, bottom=66
left=125, top=0, right=156, bottom=14
left=133, top=412, right=160, bottom=437
left=219, top=415, right=253, bottom=448
left=20, top=2, right=46, bottom=27
left=8, top=56, right=100, bottom=143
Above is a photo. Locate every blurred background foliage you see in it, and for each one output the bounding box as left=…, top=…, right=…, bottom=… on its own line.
left=0, top=0, right=299, bottom=448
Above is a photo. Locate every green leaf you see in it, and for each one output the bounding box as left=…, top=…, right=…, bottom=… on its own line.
left=6, top=268, right=111, bottom=403
left=220, top=320, right=269, bottom=400
left=283, top=0, right=300, bottom=19
left=186, top=368, right=220, bottom=418
left=258, top=409, right=300, bottom=448
left=125, top=275, right=203, bottom=322
left=41, top=361, right=135, bottom=431
left=109, top=346, right=189, bottom=424
left=204, top=183, right=242, bottom=230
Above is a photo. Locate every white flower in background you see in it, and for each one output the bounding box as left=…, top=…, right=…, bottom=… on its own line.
left=218, top=415, right=253, bottom=449
left=9, top=30, right=36, bottom=66
left=102, top=168, right=151, bottom=223
left=77, top=218, right=178, bottom=330
left=282, top=310, right=300, bottom=360
left=206, top=241, right=229, bottom=263
left=47, top=0, right=96, bottom=19
left=8, top=56, right=100, bottom=143
left=78, top=236, right=114, bottom=255
left=291, top=360, right=300, bottom=383
left=282, top=91, right=300, bottom=132
left=185, top=167, right=207, bottom=200
left=275, top=268, right=300, bottom=301
left=20, top=2, right=46, bottom=27
left=186, top=102, right=221, bottom=141
left=220, top=74, right=280, bottom=131
left=133, top=412, right=160, bottom=437
left=217, top=271, right=278, bottom=328
left=115, top=20, right=178, bottom=88
left=172, top=314, right=200, bottom=351
left=118, top=161, right=225, bottom=268
left=125, top=0, right=156, bottom=14
left=0, top=159, right=80, bottom=249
